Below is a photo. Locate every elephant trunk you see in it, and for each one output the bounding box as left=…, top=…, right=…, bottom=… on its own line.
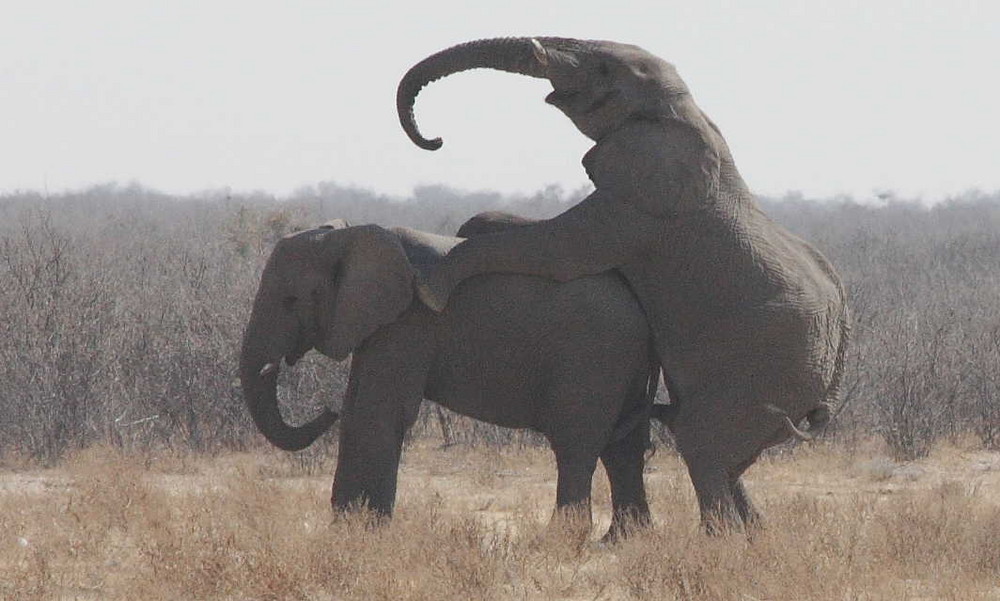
left=239, top=319, right=339, bottom=452
left=397, top=37, right=575, bottom=150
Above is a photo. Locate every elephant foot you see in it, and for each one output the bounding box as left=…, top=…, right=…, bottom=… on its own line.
left=700, top=512, right=743, bottom=536
left=601, top=508, right=652, bottom=544
left=599, top=525, right=635, bottom=545
left=540, top=504, right=593, bottom=548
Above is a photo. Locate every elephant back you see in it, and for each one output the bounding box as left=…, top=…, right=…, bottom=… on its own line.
left=390, top=226, right=462, bottom=267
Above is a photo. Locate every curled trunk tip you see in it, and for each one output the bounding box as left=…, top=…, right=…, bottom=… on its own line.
left=240, top=353, right=340, bottom=452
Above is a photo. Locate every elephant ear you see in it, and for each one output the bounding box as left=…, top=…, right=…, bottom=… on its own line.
left=322, top=225, right=415, bottom=361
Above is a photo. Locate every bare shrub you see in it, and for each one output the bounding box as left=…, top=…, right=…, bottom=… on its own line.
left=966, top=325, right=1000, bottom=449
left=867, top=310, right=965, bottom=460
left=0, top=211, right=111, bottom=462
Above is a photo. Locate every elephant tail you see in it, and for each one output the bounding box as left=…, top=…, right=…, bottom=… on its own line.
left=650, top=365, right=680, bottom=431
left=645, top=357, right=661, bottom=413
left=650, top=401, right=678, bottom=429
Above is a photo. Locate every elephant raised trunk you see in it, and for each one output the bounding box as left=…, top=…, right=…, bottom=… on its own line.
left=397, top=37, right=584, bottom=150
left=239, top=307, right=339, bottom=452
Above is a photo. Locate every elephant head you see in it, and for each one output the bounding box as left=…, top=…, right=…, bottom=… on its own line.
left=239, top=224, right=415, bottom=451
left=397, top=37, right=704, bottom=149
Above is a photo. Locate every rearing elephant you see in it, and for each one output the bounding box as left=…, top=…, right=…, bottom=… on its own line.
left=397, top=37, right=850, bottom=530
left=239, top=219, right=657, bottom=540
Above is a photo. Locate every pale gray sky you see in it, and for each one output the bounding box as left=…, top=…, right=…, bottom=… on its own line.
left=2, top=0, right=997, bottom=201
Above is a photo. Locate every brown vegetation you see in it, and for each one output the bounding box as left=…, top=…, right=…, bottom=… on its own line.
left=2, top=442, right=999, bottom=600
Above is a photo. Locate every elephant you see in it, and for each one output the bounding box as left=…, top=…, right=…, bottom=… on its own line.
left=397, top=37, right=851, bottom=531
left=239, top=217, right=659, bottom=540
left=455, top=210, right=536, bottom=237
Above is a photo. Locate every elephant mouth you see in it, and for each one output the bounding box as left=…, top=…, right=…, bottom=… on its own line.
left=545, top=89, right=579, bottom=106
left=545, top=87, right=618, bottom=114
left=285, top=348, right=306, bottom=367
left=287, top=324, right=326, bottom=366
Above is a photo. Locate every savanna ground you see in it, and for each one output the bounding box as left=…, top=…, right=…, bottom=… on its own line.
left=3, top=439, right=1000, bottom=600
left=2, top=184, right=1000, bottom=599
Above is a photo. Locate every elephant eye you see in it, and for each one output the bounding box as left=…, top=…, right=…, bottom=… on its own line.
left=282, top=296, right=298, bottom=310
left=598, top=62, right=611, bottom=77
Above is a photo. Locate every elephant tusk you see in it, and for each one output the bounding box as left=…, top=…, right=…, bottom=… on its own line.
left=259, top=363, right=278, bottom=378
left=531, top=38, right=548, bottom=66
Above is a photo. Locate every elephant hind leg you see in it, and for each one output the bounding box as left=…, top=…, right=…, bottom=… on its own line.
left=729, top=455, right=762, bottom=529
left=599, top=424, right=652, bottom=542
left=683, top=453, right=762, bottom=535
left=682, top=454, right=744, bottom=535
left=548, top=449, right=599, bottom=541
left=730, top=476, right=762, bottom=530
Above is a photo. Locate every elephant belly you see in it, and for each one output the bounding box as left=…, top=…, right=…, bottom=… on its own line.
left=424, top=272, right=648, bottom=431
left=426, top=365, right=545, bottom=429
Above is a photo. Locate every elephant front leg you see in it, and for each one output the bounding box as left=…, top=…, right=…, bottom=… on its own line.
left=330, top=343, right=426, bottom=516
left=331, top=412, right=409, bottom=516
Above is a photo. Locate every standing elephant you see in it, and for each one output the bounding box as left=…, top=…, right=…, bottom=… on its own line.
left=239, top=219, right=657, bottom=540
left=397, top=37, right=850, bottom=531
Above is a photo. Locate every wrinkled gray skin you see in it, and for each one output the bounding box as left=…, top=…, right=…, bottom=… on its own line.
left=398, top=37, right=850, bottom=531
left=239, top=217, right=656, bottom=540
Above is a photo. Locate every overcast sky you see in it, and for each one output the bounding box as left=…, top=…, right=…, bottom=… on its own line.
left=2, top=1, right=997, bottom=202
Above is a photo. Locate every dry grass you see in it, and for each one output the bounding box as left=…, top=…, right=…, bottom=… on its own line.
left=3, top=442, right=1000, bottom=600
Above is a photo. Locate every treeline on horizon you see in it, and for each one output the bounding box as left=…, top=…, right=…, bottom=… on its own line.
left=1, top=181, right=999, bottom=464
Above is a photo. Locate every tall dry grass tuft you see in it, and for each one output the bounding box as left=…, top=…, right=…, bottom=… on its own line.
left=618, top=489, right=1000, bottom=600
left=3, top=444, right=1000, bottom=600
